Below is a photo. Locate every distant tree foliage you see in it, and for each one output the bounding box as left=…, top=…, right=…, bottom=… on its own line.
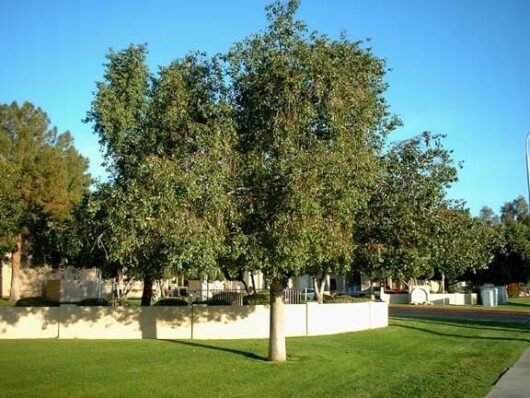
left=353, top=132, right=498, bottom=285
left=471, top=196, right=530, bottom=284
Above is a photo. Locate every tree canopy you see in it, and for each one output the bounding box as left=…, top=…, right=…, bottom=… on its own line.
left=224, top=0, right=403, bottom=359
left=353, top=132, right=497, bottom=285
left=0, top=101, right=90, bottom=302
left=79, top=0, right=499, bottom=362
left=472, top=196, right=530, bottom=285
left=85, top=48, right=235, bottom=304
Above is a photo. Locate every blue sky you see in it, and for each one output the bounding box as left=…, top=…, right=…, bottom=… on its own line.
left=1, top=0, right=529, bottom=215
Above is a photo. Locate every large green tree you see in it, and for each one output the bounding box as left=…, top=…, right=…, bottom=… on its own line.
left=0, top=101, right=90, bottom=303
left=227, top=0, right=398, bottom=360
left=85, top=47, right=235, bottom=305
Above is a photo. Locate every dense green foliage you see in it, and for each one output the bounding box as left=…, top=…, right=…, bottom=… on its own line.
left=0, top=318, right=528, bottom=398
left=77, top=298, right=111, bottom=306
left=14, top=297, right=59, bottom=307
left=226, top=0, right=398, bottom=286
left=0, top=161, right=22, bottom=253
left=78, top=1, right=498, bottom=360
left=323, top=295, right=369, bottom=303
left=85, top=48, right=235, bottom=295
left=0, top=101, right=90, bottom=303
left=472, top=196, right=530, bottom=284
left=80, top=1, right=496, bottom=307
left=243, top=292, right=270, bottom=305
left=0, top=102, right=90, bottom=260
left=153, top=298, right=189, bottom=306
left=354, top=133, right=498, bottom=285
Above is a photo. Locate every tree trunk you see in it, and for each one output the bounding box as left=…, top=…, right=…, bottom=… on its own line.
left=313, top=275, right=328, bottom=304
left=250, top=272, right=256, bottom=294
left=9, top=234, right=22, bottom=305
left=117, top=269, right=124, bottom=298
left=158, top=279, right=167, bottom=298
left=122, top=276, right=135, bottom=298
left=268, top=279, right=286, bottom=362
left=141, top=275, right=153, bottom=306
left=241, top=279, right=250, bottom=295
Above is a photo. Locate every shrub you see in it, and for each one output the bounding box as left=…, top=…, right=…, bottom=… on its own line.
left=153, top=298, right=189, bottom=306
left=506, top=283, right=522, bottom=298
left=243, top=292, right=270, bottom=305
left=210, top=292, right=244, bottom=306
left=78, top=298, right=110, bottom=306
left=15, top=297, right=59, bottom=307
left=0, top=299, right=11, bottom=307
left=324, top=295, right=370, bottom=304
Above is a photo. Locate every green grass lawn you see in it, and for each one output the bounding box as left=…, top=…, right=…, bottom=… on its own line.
left=0, top=318, right=528, bottom=398
left=505, top=297, right=530, bottom=309
left=0, top=298, right=10, bottom=307
left=392, top=297, right=530, bottom=312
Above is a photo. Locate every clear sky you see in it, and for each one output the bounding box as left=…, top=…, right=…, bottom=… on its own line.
left=1, top=0, right=528, bottom=215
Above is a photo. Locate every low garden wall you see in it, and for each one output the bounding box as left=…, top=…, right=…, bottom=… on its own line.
left=0, top=301, right=388, bottom=340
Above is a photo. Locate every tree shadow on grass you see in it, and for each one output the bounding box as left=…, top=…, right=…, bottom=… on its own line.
left=162, top=339, right=267, bottom=362
left=392, top=318, right=530, bottom=343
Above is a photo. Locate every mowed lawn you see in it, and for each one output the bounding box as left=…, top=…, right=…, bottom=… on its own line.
left=1, top=318, right=528, bottom=398
left=391, top=297, right=530, bottom=313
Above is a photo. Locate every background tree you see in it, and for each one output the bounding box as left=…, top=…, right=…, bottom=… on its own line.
left=227, top=0, right=398, bottom=360
left=500, top=196, right=530, bottom=225
left=479, top=206, right=500, bottom=226
left=353, top=132, right=495, bottom=287
left=470, top=197, right=530, bottom=285
left=0, top=160, right=22, bottom=254
left=0, top=101, right=90, bottom=303
left=85, top=47, right=235, bottom=305
left=428, top=205, right=499, bottom=284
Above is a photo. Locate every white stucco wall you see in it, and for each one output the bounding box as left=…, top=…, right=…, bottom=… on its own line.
left=0, top=301, right=388, bottom=340
left=58, top=306, right=192, bottom=339
left=0, top=307, right=59, bottom=338
left=381, top=292, right=478, bottom=305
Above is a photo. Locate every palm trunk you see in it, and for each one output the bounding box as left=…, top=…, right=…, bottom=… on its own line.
left=268, top=279, right=286, bottom=362
left=9, top=234, right=22, bottom=305
left=141, top=275, right=153, bottom=306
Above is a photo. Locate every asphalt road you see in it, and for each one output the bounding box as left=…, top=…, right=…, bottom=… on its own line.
left=390, top=306, right=530, bottom=324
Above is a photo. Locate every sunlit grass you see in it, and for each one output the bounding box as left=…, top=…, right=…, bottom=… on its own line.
left=0, top=318, right=528, bottom=398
